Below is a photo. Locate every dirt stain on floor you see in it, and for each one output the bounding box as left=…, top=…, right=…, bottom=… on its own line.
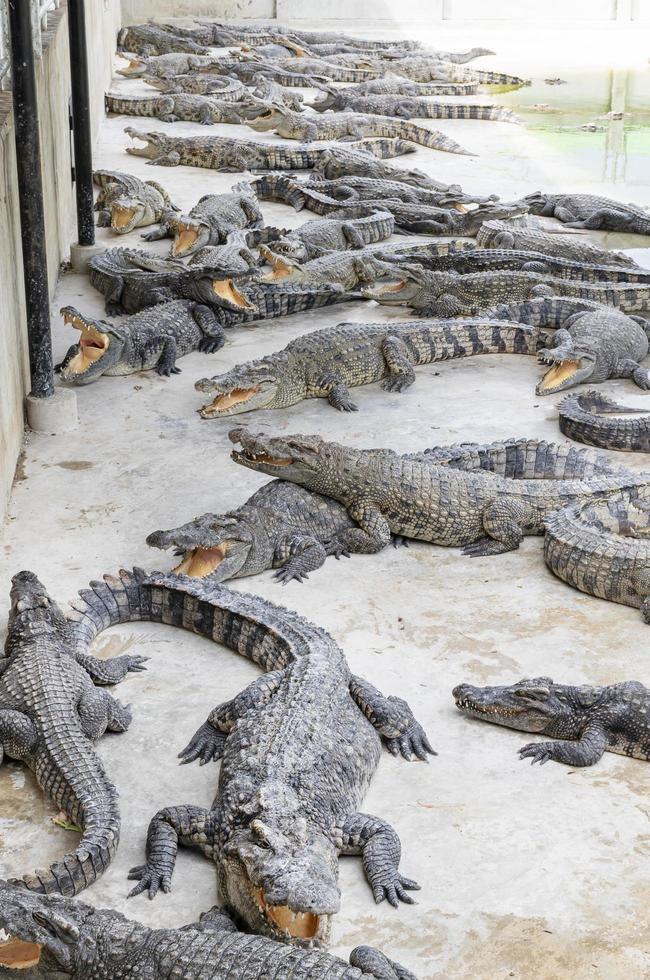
left=53, top=460, right=95, bottom=471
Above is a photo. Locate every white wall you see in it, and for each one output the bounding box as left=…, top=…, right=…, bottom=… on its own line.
left=121, top=0, right=275, bottom=24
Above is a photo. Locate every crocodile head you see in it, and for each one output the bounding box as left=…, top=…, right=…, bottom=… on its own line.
left=245, top=105, right=286, bottom=132
left=0, top=881, right=96, bottom=973
left=116, top=57, right=149, bottom=78
left=110, top=196, right=147, bottom=234
left=453, top=677, right=583, bottom=737
left=535, top=330, right=596, bottom=394
left=58, top=307, right=124, bottom=384
left=260, top=239, right=309, bottom=265
left=195, top=356, right=289, bottom=418
left=460, top=201, right=529, bottom=235
left=220, top=810, right=339, bottom=947
left=364, top=264, right=435, bottom=308
left=168, top=216, right=211, bottom=257
left=146, top=513, right=258, bottom=581
left=187, top=269, right=258, bottom=312
left=522, top=191, right=547, bottom=214
left=125, top=127, right=172, bottom=159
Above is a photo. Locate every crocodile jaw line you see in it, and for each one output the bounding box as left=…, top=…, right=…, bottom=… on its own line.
left=538, top=359, right=581, bottom=393
left=212, top=279, right=256, bottom=310
left=200, top=386, right=262, bottom=417
left=173, top=226, right=200, bottom=257
left=62, top=313, right=109, bottom=375
left=173, top=545, right=228, bottom=577
left=256, top=888, right=320, bottom=941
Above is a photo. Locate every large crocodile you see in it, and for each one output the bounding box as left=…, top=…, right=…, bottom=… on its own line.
left=187, top=230, right=268, bottom=278
left=524, top=192, right=650, bottom=235
left=544, top=488, right=650, bottom=621
left=143, top=72, right=248, bottom=100
left=310, top=146, right=460, bottom=190
left=105, top=92, right=254, bottom=126
left=310, top=92, right=518, bottom=122
left=453, top=676, right=650, bottom=764
left=124, top=127, right=416, bottom=170
left=260, top=250, right=402, bottom=290
left=63, top=569, right=433, bottom=945
left=93, top=169, right=178, bottom=235
left=145, top=186, right=264, bottom=258
left=229, top=430, right=649, bottom=557
left=57, top=303, right=225, bottom=384
left=0, top=883, right=417, bottom=980
left=0, top=571, right=146, bottom=895
left=558, top=391, right=650, bottom=452
left=310, top=74, right=480, bottom=102
left=302, top=174, right=495, bottom=208
left=367, top=269, right=650, bottom=315
left=116, top=24, right=209, bottom=56
left=117, top=52, right=225, bottom=79
left=249, top=56, right=381, bottom=83
left=476, top=217, right=641, bottom=268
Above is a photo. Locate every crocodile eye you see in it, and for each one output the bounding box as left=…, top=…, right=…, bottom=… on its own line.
left=255, top=840, right=271, bottom=850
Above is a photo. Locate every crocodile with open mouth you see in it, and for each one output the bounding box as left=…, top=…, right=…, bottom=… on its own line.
left=117, top=52, right=224, bottom=79
left=524, top=191, right=650, bottom=235
left=558, top=391, right=650, bottom=452
left=93, top=169, right=179, bottom=235
left=105, top=92, right=256, bottom=126
left=258, top=249, right=403, bottom=290
left=0, top=883, right=417, bottom=979
left=57, top=303, right=225, bottom=384
left=145, top=185, right=264, bottom=258
left=229, top=429, right=649, bottom=557
left=476, top=217, right=642, bottom=268
left=254, top=207, right=396, bottom=261
left=453, top=676, right=650, bottom=765
left=63, top=569, right=433, bottom=946
left=124, top=127, right=416, bottom=170
left=0, top=571, right=146, bottom=896
left=309, top=92, right=518, bottom=123
left=143, top=72, right=248, bottom=100
left=116, top=24, right=210, bottom=57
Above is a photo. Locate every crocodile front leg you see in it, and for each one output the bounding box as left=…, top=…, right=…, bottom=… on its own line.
left=192, top=304, right=226, bottom=354
left=380, top=336, right=415, bottom=393
left=616, top=358, right=650, bottom=390
left=0, top=709, right=38, bottom=764
left=272, top=534, right=328, bottom=584
left=350, top=946, right=416, bottom=980
left=311, top=372, right=359, bottom=412
left=337, top=497, right=392, bottom=554
left=349, top=675, right=435, bottom=760
left=101, top=276, right=126, bottom=317
left=127, top=805, right=215, bottom=898
left=462, top=498, right=536, bottom=557
left=155, top=337, right=181, bottom=376
left=96, top=208, right=112, bottom=227
left=337, top=812, right=420, bottom=907
left=519, top=723, right=608, bottom=767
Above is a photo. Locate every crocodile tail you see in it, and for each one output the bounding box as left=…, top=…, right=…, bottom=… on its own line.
left=402, top=123, right=474, bottom=156
left=66, top=567, right=152, bottom=657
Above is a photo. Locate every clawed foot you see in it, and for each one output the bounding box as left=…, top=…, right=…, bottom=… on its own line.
left=519, top=741, right=556, bottom=765
left=384, top=715, right=436, bottom=762
left=380, top=376, right=412, bottom=393
left=127, top=862, right=172, bottom=899
left=372, top=871, right=420, bottom=907
left=198, top=338, right=225, bottom=354
left=325, top=540, right=350, bottom=560
left=273, top=564, right=310, bottom=584
left=178, top=721, right=227, bottom=765
left=392, top=535, right=409, bottom=549
left=462, top=539, right=511, bottom=557
left=157, top=365, right=182, bottom=377
left=95, top=654, right=149, bottom=684
left=350, top=946, right=417, bottom=980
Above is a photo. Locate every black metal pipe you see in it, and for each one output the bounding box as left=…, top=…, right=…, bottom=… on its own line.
left=67, top=0, right=95, bottom=246
left=7, top=0, right=54, bottom=399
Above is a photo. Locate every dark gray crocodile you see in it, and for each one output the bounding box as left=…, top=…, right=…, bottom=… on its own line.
left=310, top=92, right=518, bottom=122
left=544, top=489, right=650, bottom=621
left=367, top=269, right=650, bottom=316
left=257, top=208, right=396, bottom=261
left=524, top=192, right=650, bottom=235
left=144, top=185, right=264, bottom=258
left=63, top=569, right=433, bottom=945
left=348, top=55, right=527, bottom=86
left=310, top=146, right=459, bottom=190
left=453, top=676, right=650, bottom=764
left=259, top=250, right=401, bottom=290
left=147, top=480, right=359, bottom=585
left=0, top=571, right=146, bottom=895
left=194, top=318, right=539, bottom=418
left=117, top=52, right=224, bottom=79
left=93, top=169, right=178, bottom=235
left=125, top=127, right=416, bottom=170
left=57, top=303, right=225, bottom=384
left=116, top=24, right=210, bottom=56
left=195, top=22, right=421, bottom=51
left=229, top=429, right=649, bottom=557
left=0, top=883, right=417, bottom=979
left=251, top=73, right=306, bottom=110
left=187, top=229, right=268, bottom=277
left=143, top=72, right=248, bottom=100
left=476, top=217, right=641, bottom=268
left=249, top=173, right=474, bottom=212
left=248, top=56, right=381, bottom=83
left=105, top=92, right=255, bottom=126
left=558, top=391, right=650, bottom=452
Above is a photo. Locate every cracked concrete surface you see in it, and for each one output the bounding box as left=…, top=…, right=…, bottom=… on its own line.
left=1, top=19, right=650, bottom=980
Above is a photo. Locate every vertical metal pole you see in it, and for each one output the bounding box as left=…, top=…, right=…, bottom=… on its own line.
left=7, top=0, right=54, bottom=399
left=67, top=0, right=94, bottom=246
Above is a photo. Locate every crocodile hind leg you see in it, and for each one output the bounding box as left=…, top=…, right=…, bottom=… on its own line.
left=631, top=568, right=650, bottom=623
left=0, top=709, right=38, bottom=764
left=272, top=534, right=328, bottom=584
left=380, top=337, right=416, bottom=393
left=77, top=686, right=132, bottom=738
left=616, top=358, right=650, bottom=390
left=192, top=305, right=226, bottom=354
left=349, top=675, right=435, bottom=760
left=563, top=208, right=633, bottom=230
left=185, top=906, right=239, bottom=934
left=76, top=650, right=149, bottom=685
left=519, top=723, right=608, bottom=767
left=350, top=946, right=416, bottom=980
left=155, top=338, right=181, bottom=376
left=337, top=812, right=420, bottom=907
left=462, top=498, right=536, bottom=557
left=127, top=805, right=216, bottom=899
left=311, top=372, right=359, bottom=412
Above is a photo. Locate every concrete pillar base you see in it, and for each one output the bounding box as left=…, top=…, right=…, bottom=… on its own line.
left=69, top=242, right=104, bottom=273
left=26, top=388, right=78, bottom=433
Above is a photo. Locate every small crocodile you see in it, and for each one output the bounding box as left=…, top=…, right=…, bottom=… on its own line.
left=310, top=74, right=479, bottom=102
left=477, top=217, right=641, bottom=267
left=251, top=73, right=306, bottom=110
left=524, top=192, right=650, bottom=235
left=0, top=883, right=417, bottom=980
left=116, top=24, right=210, bottom=56
left=93, top=169, right=178, bottom=235
left=57, top=303, right=225, bottom=384
left=367, top=269, right=650, bottom=315
left=558, top=391, right=650, bottom=452
left=105, top=92, right=255, bottom=126
left=229, top=429, right=649, bottom=557
left=125, top=127, right=416, bottom=170
left=145, top=185, right=264, bottom=258
left=147, top=480, right=359, bottom=585
left=187, top=229, right=267, bottom=277
left=259, top=250, right=401, bottom=290
left=117, top=52, right=223, bottom=79
left=453, top=676, right=650, bottom=764
left=64, top=569, right=433, bottom=946
left=143, top=72, right=248, bottom=99
left=0, top=571, right=146, bottom=895
left=544, top=489, right=650, bottom=621
left=311, top=92, right=518, bottom=122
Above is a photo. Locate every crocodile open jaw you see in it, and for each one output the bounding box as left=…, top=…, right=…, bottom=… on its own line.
left=538, top=359, right=581, bottom=392
left=0, top=937, right=43, bottom=970
left=256, top=888, right=320, bottom=941
left=173, top=545, right=228, bottom=577
left=212, top=279, right=256, bottom=310
left=61, top=312, right=109, bottom=375
left=172, top=225, right=199, bottom=257
left=200, top=387, right=261, bottom=417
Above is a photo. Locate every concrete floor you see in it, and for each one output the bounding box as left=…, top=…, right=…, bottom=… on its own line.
left=2, top=20, right=650, bottom=980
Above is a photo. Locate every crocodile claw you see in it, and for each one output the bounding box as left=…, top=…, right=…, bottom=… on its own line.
left=178, top=721, right=227, bottom=765
left=518, top=741, right=554, bottom=765
left=372, top=873, right=420, bottom=907
left=127, top=863, right=172, bottom=900
left=385, top=723, right=436, bottom=762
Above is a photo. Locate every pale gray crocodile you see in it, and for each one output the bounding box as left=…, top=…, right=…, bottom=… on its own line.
left=477, top=217, right=641, bottom=268
left=93, top=169, right=178, bottom=235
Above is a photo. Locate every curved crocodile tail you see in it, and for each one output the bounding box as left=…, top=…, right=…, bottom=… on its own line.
left=397, top=122, right=475, bottom=156
left=558, top=391, right=650, bottom=453
left=105, top=93, right=157, bottom=117
left=249, top=174, right=306, bottom=210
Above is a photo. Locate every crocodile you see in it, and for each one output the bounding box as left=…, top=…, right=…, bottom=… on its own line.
left=367, top=269, right=650, bottom=316
left=145, top=186, right=264, bottom=258
left=477, top=217, right=643, bottom=267
left=202, top=281, right=363, bottom=328
left=124, top=127, right=416, bottom=170
left=245, top=105, right=473, bottom=155
left=116, top=25, right=210, bottom=57
left=255, top=208, right=396, bottom=261
left=544, top=488, right=650, bottom=621
left=105, top=92, right=255, bottom=126
left=260, top=249, right=400, bottom=290
left=147, top=480, right=359, bottom=585
left=524, top=192, right=650, bottom=235
left=57, top=303, right=225, bottom=384
left=453, top=675, right=650, bottom=765
left=117, top=53, right=224, bottom=79
left=557, top=391, right=650, bottom=452
left=0, top=571, right=147, bottom=896
left=93, top=169, right=179, bottom=235
left=251, top=73, right=305, bottom=111
left=252, top=56, right=382, bottom=82
left=331, top=55, right=526, bottom=86
left=194, top=318, right=539, bottom=418
left=303, top=175, right=497, bottom=208
left=229, top=429, right=649, bottom=557
left=312, top=75, right=480, bottom=99
left=310, top=146, right=460, bottom=190
left=63, top=569, right=432, bottom=945
left=143, top=73, right=248, bottom=100
left=187, top=229, right=268, bottom=277
left=200, top=23, right=422, bottom=51
left=221, top=62, right=340, bottom=89
left=310, top=92, right=518, bottom=122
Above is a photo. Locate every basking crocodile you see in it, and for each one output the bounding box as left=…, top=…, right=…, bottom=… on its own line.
left=187, top=229, right=267, bottom=277
left=524, top=192, right=650, bottom=235
left=105, top=92, right=254, bottom=126
left=367, top=269, right=650, bottom=316
left=145, top=186, right=264, bottom=258
left=125, top=127, right=416, bottom=170
left=0, top=571, right=146, bottom=895
left=116, top=24, right=209, bottom=56
left=63, top=569, right=432, bottom=945
left=251, top=73, right=306, bottom=111
left=143, top=73, right=248, bottom=100
left=0, top=884, right=418, bottom=980
left=544, top=489, right=650, bottom=621
left=246, top=105, right=473, bottom=155
left=260, top=250, right=400, bottom=290
left=57, top=303, right=225, bottom=384
left=303, top=174, right=496, bottom=207
left=310, top=146, right=460, bottom=190
left=477, top=217, right=640, bottom=268
left=257, top=209, right=396, bottom=261
left=229, top=429, right=649, bottom=556
left=310, top=92, right=518, bottom=122
left=195, top=318, right=539, bottom=418
left=353, top=56, right=527, bottom=86
left=93, top=169, right=178, bottom=235
left=558, top=391, right=650, bottom=452
left=453, top=676, right=650, bottom=765
left=147, top=480, right=359, bottom=585
left=117, top=52, right=223, bottom=79
left=310, top=75, right=480, bottom=103
left=252, top=56, right=381, bottom=82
